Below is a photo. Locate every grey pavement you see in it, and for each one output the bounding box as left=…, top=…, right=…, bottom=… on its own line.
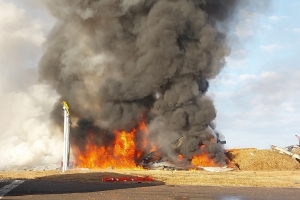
left=1, top=180, right=300, bottom=200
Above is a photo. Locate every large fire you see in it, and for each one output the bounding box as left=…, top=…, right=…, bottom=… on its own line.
left=73, top=121, right=153, bottom=169
left=191, top=145, right=217, bottom=167
left=72, top=120, right=229, bottom=169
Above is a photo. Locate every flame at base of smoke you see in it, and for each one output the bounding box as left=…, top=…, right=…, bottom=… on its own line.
left=72, top=121, right=152, bottom=169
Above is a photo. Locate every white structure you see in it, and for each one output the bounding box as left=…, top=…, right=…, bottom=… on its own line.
left=62, top=101, right=70, bottom=172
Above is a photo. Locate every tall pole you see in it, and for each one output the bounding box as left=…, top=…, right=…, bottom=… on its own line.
left=62, top=101, right=70, bottom=172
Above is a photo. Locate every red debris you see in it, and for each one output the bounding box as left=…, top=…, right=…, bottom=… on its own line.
left=102, top=176, right=153, bottom=182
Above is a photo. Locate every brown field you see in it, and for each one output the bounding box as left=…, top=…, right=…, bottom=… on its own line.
left=1, top=169, right=300, bottom=188
left=1, top=149, right=299, bottom=188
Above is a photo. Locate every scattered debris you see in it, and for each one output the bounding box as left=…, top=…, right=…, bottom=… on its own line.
left=102, top=176, right=153, bottom=182
left=271, top=145, right=300, bottom=162
left=200, top=167, right=236, bottom=172
left=295, top=135, right=300, bottom=146
left=142, top=161, right=192, bottom=171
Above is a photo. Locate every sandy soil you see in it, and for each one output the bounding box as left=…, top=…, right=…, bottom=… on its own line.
left=227, top=148, right=300, bottom=170
left=1, top=149, right=299, bottom=188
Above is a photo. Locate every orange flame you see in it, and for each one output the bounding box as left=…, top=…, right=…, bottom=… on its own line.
left=191, top=153, right=216, bottom=167
left=72, top=120, right=233, bottom=169
left=73, top=121, right=152, bottom=169
left=191, top=144, right=216, bottom=167
left=190, top=144, right=234, bottom=168
left=178, top=154, right=184, bottom=161
left=190, top=137, right=220, bottom=167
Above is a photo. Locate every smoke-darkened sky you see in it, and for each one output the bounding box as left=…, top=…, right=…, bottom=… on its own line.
left=0, top=0, right=299, bottom=169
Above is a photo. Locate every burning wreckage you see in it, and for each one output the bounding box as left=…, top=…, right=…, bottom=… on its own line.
left=39, top=0, right=241, bottom=171
left=141, top=138, right=228, bottom=171
left=140, top=80, right=227, bottom=170
left=68, top=78, right=233, bottom=171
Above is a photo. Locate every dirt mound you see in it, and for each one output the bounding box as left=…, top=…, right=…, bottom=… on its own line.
left=227, top=148, right=300, bottom=170
left=291, top=147, right=300, bottom=155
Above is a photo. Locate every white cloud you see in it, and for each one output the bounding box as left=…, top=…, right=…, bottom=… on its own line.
left=260, top=71, right=280, bottom=80
left=238, top=74, right=258, bottom=82
left=282, top=103, right=295, bottom=112
left=230, top=49, right=247, bottom=59
left=261, top=24, right=272, bottom=30
left=240, top=71, right=298, bottom=110
left=292, top=28, right=300, bottom=33
left=225, top=57, right=248, bottom=69
left=210, top=73, right=238, bottom=87
left=260, top=44, right=284, bottom=52
left=212, top=69, right=300, bottom=148
left=260, top=42, right=297, bottom=53
left=233, top=10, right=262, bottom=38
left=268, top=15, right=288, bottom=22
left=268, top=16, right=280, bottom=21
left=210, top=3, right=299, bottom=149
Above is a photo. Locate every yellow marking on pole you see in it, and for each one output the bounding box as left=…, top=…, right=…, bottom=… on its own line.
left=62, top=101, right=70, bottom=116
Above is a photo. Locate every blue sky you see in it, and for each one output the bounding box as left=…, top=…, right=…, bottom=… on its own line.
left=209, top=0, right=300, bottom=148
left=0, top=0, right=299, bottom=167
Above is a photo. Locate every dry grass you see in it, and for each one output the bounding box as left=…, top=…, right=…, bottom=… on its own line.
left=1, top=169, right=300, bottom=188
left=1, top=149, right=299, bottom=188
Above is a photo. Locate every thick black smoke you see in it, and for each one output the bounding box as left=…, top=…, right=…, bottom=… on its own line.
left=39, top=0, right=242, bottom=165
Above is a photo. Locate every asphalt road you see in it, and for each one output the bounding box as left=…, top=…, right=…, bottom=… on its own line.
left=1, top=179, right=299, bottom=200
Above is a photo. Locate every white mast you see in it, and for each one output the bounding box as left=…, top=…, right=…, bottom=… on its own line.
left=62, top=101, right=70, bottom=172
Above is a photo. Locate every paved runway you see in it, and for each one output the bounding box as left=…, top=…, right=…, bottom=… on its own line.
left=1, top=179, right=299, bottom=200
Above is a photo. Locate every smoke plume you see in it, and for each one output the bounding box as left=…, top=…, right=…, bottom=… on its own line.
left=0, top=0, right=61, bottom=169
left=40, top=0, right=242, bottom=165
